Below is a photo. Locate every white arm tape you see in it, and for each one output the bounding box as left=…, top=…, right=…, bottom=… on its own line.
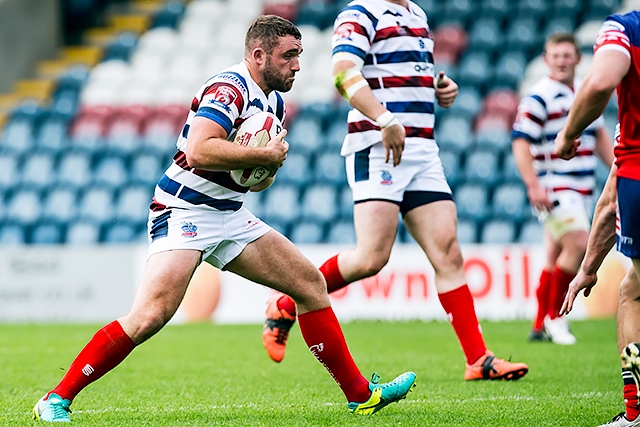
left=331, top=51, right=365, bottom=69
left=375, top=111, right=402, bottom=129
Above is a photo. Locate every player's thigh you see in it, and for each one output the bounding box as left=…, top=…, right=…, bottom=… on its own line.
left=404, top=199, right=462, bottom=269
left=225, top=230, right=327, bottom=302
left=352, top=200, right=399, bottom=260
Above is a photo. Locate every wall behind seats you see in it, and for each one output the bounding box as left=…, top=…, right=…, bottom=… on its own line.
left=0, top=0, right=61, bottom=92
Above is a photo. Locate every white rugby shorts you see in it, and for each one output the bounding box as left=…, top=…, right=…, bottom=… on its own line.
left=147, top=206, right=272, bottom=269
left=537, top=191, right=591, bottom=241
left=345, top=141, right=451, bottom=202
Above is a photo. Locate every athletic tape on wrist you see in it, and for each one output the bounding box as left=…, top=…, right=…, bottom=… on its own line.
left=375, top=111, right=401, bottom=129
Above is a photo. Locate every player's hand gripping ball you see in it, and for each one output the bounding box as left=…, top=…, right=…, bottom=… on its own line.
left=230, top=111, right=283, bottom=187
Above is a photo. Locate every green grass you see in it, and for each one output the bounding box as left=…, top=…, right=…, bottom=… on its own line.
left=0, top=318, right=624, bottom=426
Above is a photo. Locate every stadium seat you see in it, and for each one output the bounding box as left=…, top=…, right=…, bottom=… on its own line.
left=57, top=152, right=93, bottom=189
left=36, top=117, right=69, bottom=153
left=435, top=116, right=474, bottom=152
left=79, top=187, right=115, bottom=225
left=464, top=150, right=500, bottom=187
left=447, top=86, right=482, bottom=119
left=290, top=222, right=325, bottom=244
left=130, top=153, right=163, bottom=188
left=286, top=115, right=323, bottom=156
left=457, top=52, right=493, bottom=90
left=506, top=18, right=542, bottom=55
left=295, top=1, right=337, bottom=30
left=494, top=51, right=528, bottom=90
left=275, top=152, right=312, bottom=188
left=301, top=184, right=338, bottom=223
left=491, top=183, right=528, bottom=221
left=454, top=183, right=489, bottom=222
left=501, top=152, right=523, bottom=184
left=544, top=17, right=576, bottom=40
left=439, top=149, right=463, bottom=188
left=0, top=154, right=19, bottom=190
left=516, top=0, right=550, bottom=22
left=21, top=153, right=55, bottom=192
left=103, top=223, right=138, bottom=243
left=0, top=224, right=26, bottom=245
left=262, top=184, right=301, bottom=224
left=475, top=127, right=511, bottom=152
left=519, top=219, right=543, bottom=243
left=457, top=218, right=478, bottom=244
left=151, top=0, right=185, bottom=29
left=478, top=0, right=515, bottom=22
left=338, top=185, right=354, bottom=220
left=6, top=190, right=42, bottom=226
left=325, top=120, right=348, bottom=151
left=467, top=18, right=504, bottom=54
left=0, top=118, right=35, bottom=155
left=66, top=221, right=101, bottom=244
left=42, top=188, right=78, bottom=224
left=432, top=24, right=468, bottom=64
left=102, top=32, right=138, bottom=62
left=480, top=219, right=517, bottom=243
left=115, top=186, right=152, bottom=225
left=93, top=156, right=128, bottom=190
left=327, top=220, right=356, bottom=244
left=31, top=222, right=64, bottom=244
left=314, top=152, right=347, bottom=185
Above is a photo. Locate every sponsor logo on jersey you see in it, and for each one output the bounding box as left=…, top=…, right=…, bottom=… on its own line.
left=381, top=170, right=393, bottom=185
left=336, top=22, right=355, bottom=40
left=218, top=73, right=247, bottom=94
left=619, top=235, right=634, bottom=245
left=210, top=85, right=238, bottom=108
left=181, top=221, right=198, bottom=238
left=242, top=219, right=262, bottom=232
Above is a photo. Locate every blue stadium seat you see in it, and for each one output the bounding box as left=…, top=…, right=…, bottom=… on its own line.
left=130, top=153, right=163, bottom=188
left=42, top=188, right=78, bottom=224
left=55, top=65, right=89, bottom=93
left=491, top=183, right=528, bottom=220
left=457, top=218, right=478, bottom=243
left=443, top=0, right=477, bottom=26
left=262, top=185, right=301, bottom=224
left=79, top=187, right=115, bottom=225
left=31, top=222, right=64, bottom=244
left=287, top=115, right=323, bottom=156
left=0, top=118, right=35, bottom=155
left=457, top=52, right=493, bottom=90
left=544, top=17, right=576, bottom=39
left=314, top=152, right=347, bottom=186
left=455, top=183, right=489, bottom=222
left=467, top=18, right=504, bottom=54
left=447, top=86, right=482, bottom=119
left=115, top=186, right=152, bottom=225
left=475, top=127, right=511, bottom=152
left=519, top=219, right=543, bottom=243
left=296, top=1, right=339, bottom=30
left=103, top=223, right=138, bottom=243
left=57, top=152, right=93, bottom=189
left=501, top=152, right=522, bottom=184
left=275, top=153, right=312, bottom=188
left=478, top=0, right=515, bottom=22
left=93, top=156, right=128, bottom=190
left=439, top=149, right=463, bottom=188
left=290, top=222, right=325, bottom=244
left=464, top=150, right=500, bottom=187
left=494, top=51, right=527, bottom=90
left=6, top=189, right=42, bottom=226
left=301, top=185, right=338, bottom=223
left=50, top=90, right=79, bottom=122
left=242, top=192, right=263, bottom=218
left=325, top=120, right=348, bottom=151
left=552, top=0, right=581, bottom=20
left=152, top=0, right=185, bottom=28
left=22, top=153, right=55, bottom=191
left=327, top=219, right=356, bottom=244
left=0, top=153, right=20, bottom=190
left=506, top=18, right=542, bottom=54
left=102, top=32, right=138, bottom=62
left=0, top=224, right=26, bottom=245
left=66, top=221, right=101, bottom=244
left=36, top=118, right=69, bottom=153
left=435, top=116, right=474, bottom=152
left=481, top=219, right=517, bottom=243
left=338, top=185, right=354, bottom=220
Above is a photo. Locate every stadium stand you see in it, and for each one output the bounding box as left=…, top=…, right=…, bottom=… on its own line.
left=0, top=0, right=623, bottom=244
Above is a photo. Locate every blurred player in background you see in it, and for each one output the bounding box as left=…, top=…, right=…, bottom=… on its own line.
left=555, top=10, right=640, bottom=427
left=33, top=15, right=416, bottom=423
left=262, top=0, right=529, bottom=382
left=512, top=32, right=613, bottom=345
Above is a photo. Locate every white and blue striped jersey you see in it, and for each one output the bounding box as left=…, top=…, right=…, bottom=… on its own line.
left=332, top=0, right=436, bottom=156
left=151, top=61, right=286, bottom=213
left=512, top=76, right=604, bottom=198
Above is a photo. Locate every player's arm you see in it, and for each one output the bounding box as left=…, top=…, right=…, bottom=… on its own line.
left=555, top=50, right=630, bottom=159
left=512, top=137, right=554, bottom=212
left=333, top=57, right=405, bottom=166
left=185, top=117, right=288, bottom=172
left=561, top=163, right=618, bottom=314
left=594, top=126, right=614, bottom=167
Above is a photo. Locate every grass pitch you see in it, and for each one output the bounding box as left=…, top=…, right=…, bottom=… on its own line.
left=0, top=318, right=623, bottom=426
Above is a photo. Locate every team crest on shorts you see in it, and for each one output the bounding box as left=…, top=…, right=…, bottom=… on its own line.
left=181, top=221, right=198, bottom=238
left=380, top=170, right=393, bottom=185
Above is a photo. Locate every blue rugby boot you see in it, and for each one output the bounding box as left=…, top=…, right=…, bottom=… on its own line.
left=33, top=393, right=72, bottom=422
left=348, top=372, right=417, bottom=415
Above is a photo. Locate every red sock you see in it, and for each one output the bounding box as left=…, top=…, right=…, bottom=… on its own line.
left=549, top=266, right=575, bottom=319
left=51, top=320, right=136, bottom=402
left=277, top=294, right=297, bottom=317
left=533, top=269, right=553, bottom=331
left=623, top=368, right=640, bottom=421
left=438, top=285, right=487, bottom=365
left=298, top=307, right=370, bottom=403
left=320, top=255, right=349, bottom=293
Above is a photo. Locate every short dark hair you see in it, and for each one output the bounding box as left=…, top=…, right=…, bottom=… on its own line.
left=544, top=32, right=581, bottom=55
left=245, top=15, right=301, bottom=55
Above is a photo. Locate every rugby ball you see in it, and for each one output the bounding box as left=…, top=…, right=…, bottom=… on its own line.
left=230, top=111, right=283, bottom=187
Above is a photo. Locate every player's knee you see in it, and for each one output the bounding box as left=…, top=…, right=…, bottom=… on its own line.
left=619, top=273, right=640, bottom=302
left=357, top=254, right=389, bottom=278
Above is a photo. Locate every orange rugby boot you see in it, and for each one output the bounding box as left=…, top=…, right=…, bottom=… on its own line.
left=262, top=293, right=296, bottom=363
left=464, top=351, right=529, bottom=381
